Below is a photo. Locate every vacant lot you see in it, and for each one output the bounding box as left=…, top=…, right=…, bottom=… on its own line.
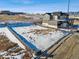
left=0, top=15, right=32, bottom=21
left=52, top=33, right=79, bottom=59
left=0, top=35, right=17, bottom=51
left=0, top=15, right=42, bottom=23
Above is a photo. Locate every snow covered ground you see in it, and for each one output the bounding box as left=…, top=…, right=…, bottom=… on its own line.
left=13, top=25, right=69, bottom=51
left=0, top=27, right=25, bottom=49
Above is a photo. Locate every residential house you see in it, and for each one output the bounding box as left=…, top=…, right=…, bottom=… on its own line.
left=42, top=13, right=57, bottom=28
left=42, top=12, right=70, bottom=29
left=53, top=12, right=69, bottom=20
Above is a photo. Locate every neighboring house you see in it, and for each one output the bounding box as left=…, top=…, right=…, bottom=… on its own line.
left=69, top=12, right=79, bottom=19
left=52, top=12, right=72, bottom=28
left=43, top=12, right=69, bottom=21
left=42, top=12, right=70, bottom=29
left=43, top=13, right=52, bottom=21
left=57, top=20, right=72, bottom=28
left=69, top=15, right=79, bottom=19
left=42, top=13, right=57, bottom=28
left=53, top=12, right=69, bottom=20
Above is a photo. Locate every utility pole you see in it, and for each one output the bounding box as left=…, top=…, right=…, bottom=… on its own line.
left=67, top=0, right=73, bottom=32
left=68, top=0, right=70, bottom=14
left=67, top=0, right=71, bottom=31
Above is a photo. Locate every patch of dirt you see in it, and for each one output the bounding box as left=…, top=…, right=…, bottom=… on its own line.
left=52, top=33, right=79, bottom=59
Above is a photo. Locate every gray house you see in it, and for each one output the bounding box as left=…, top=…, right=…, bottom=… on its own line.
left=43, top=13, right=53, bottom=21
left=53, top=12, right=69, bottom=20
left=42, top=12, right=70, bottom=28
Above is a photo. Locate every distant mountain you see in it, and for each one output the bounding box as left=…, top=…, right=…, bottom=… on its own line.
left=0, top=11, right=26, bottom=15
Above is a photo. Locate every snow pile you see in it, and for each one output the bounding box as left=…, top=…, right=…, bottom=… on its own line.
left=13, top=25, right=68, bottom=51
left=0, top=27, right=25, bottom=49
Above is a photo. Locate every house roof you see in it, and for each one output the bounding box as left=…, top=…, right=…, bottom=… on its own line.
left=53, top=12, right=69, bottom=16
left=43, top=13, right=52, bottom=16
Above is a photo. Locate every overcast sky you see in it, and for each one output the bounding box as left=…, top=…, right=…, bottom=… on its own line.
left=0, top=0, right=79, bottom=13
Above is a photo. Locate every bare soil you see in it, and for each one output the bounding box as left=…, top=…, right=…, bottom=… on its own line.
left=52, top=33, right=79, bottom=59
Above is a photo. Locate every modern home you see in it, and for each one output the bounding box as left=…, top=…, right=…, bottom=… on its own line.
left=42, top=12, right=71, bottom=29
left=53, top=12, right=69, bottom=20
